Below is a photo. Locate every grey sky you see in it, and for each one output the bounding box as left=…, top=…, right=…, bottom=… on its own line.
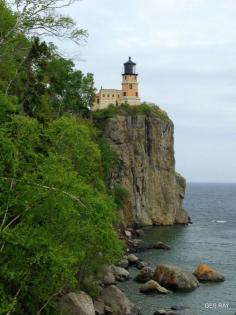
left=59, top=0, right=236, bottom=183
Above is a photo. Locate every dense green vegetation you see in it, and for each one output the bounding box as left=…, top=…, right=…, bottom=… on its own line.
left=0, top=1, right=123, bottom=314
left=93, top=102, right=170, bottom=121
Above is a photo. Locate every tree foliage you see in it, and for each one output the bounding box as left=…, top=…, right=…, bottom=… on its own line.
left=1, top=0, right=87, bottom=46
left=0, top=2, right=123, bottom=315
left=0, top=115, right=122, bottom=315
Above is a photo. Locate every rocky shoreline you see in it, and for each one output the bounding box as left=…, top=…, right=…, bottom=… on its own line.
left=59, top=227, right=225, bottom=315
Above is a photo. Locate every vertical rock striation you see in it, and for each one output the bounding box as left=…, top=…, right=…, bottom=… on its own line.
left=102, top=109, right=189, bottom=226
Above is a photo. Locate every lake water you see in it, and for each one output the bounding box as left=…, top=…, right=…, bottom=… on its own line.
left=119, top=183, right=236, bottom=315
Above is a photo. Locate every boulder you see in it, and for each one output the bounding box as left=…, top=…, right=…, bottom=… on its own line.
left=60, top=291, right=96, bottom=315
left=153, top=264, right=199, bottom=292
left=136, top=260, right=149, bottom=270
left=134, top=267, right=154, bottom=283
left=110, top=265, right=130, bottom=281
left=124, top=230, right=132, bottom=238
left=193, top=264, right=225, bottom=282
left=135, top=229, right=145, bottom=237
left=127, top=254, right=139, bottom=264
left=104, top=305, right=113, bottom=314
left=94, top=299, right=105, bottom=315
left=132, top=239, right=144, bottom=246
left=153, top=241, right=171, bottom=250
left=140, top=280, right=169, bottom=294
left=127, top=227, right=135, bottom=234
left=101, top=285, right=140, bottom=315
left=103, top=272, right=116, bottom=286
left=127, top=239, right=144, bottom=252
left=118, top=259, right=129, bottom=269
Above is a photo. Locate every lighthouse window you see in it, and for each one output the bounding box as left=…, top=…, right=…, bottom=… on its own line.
left=123, top=92, right=126, bottom=96
left=107, top=94, right=110, bottom=97
left=129, top=84, right=133, bottom=89
left=136, top=92, right=138, bottom=96
left=102, top=94, right=105, bottom=97
left=112, top=94, right=114, bottom=97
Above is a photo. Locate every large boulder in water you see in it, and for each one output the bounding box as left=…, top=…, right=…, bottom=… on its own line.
left=193, top=264, right=225, bottom=282
left=153, top=241, right=171, bottom=250
left=140, top=280, right=170, bottom=294
left=59, top=291, right=95, bottom=315
left=134, top=267, right=154, bottom=283
left=100, top=285, right=140, bottom=315
left=153, top=264, right=199, bottom=292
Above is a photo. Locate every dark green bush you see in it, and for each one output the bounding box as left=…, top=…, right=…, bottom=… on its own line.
left=93, top=102, right=169, bottom=121
left=113, top=185, right=130, bottom=209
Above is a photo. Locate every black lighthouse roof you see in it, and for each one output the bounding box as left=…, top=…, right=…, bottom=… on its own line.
left=124, top=56, right=136, bottom=65
left=123, top=57, right=137, bottom=75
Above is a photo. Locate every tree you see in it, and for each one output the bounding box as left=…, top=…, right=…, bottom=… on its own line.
left=0, top=0, right=88, bottom=100
left=0, top=0, right=87, bottom=47
left=0, top=115, right=122, bottom=315
left=43, top=55, right=95, bottom=116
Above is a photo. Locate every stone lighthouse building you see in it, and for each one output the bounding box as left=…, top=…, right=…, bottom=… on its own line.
left=93, top=57, right=141, bottom=110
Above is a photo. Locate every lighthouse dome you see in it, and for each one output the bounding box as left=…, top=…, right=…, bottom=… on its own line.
left=123, top=57, right=137, bottom=75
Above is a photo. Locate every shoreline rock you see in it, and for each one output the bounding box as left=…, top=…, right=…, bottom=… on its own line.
left=59, top=291, right=96, bottom=315
left=140, top=280, right=170, bottom=294
left=110, top=265, right=130, bottom=282
left=193, top=264, right=225, bottom=282
left=128, top=241, right=171, bottom=253
left=100, top=285, right=141, bottom=315
left=134, top=267, right=154, bottom=283
left=153, top=264, right=199, bottom=292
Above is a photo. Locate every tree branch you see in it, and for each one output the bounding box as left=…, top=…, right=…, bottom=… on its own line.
left=0, top=177, right=86, bottom=207
left=0, top=179, right=14, bottom=230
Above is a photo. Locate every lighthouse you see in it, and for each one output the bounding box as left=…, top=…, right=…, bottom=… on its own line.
left=122, top=57, right=141, bottom=106
left=93, top=57, right=141, bottom=110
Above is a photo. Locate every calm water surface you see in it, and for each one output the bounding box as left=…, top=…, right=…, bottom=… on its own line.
left=119, top=183, right=236, bottom=315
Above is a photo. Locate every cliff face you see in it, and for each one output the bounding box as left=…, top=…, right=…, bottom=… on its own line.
left=102, top=110, right=189, bottom=226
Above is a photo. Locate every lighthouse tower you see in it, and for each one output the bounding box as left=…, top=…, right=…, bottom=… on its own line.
left=121, top=57, right=141, bottom=106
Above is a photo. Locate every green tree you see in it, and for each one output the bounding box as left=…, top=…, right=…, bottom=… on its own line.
left=44, top=56, right=95, bottom=116
left=1, top=0, right=87, bottom=47
left=0, top=115, right=122, bottom=315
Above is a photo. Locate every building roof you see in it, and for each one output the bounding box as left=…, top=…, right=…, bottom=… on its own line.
left=124, top=56, right=136, bottom=65
left=99, top=88, right=121, bottom=92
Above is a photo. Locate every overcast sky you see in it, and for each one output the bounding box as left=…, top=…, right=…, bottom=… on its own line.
left=59, top=0, right=236, bottom=183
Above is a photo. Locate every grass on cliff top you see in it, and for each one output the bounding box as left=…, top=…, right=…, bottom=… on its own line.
left=92, top=102, right=170, bottom=121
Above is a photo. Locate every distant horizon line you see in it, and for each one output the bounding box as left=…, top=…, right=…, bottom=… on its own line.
left=187, top=181, right=236, bottom=184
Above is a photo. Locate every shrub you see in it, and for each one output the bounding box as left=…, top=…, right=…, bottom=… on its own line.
left=113, top=185, right=130, bottom=209
left=93, top=102, right=169, bottom=121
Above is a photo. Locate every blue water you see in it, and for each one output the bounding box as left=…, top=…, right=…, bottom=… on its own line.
left=120, top=183, right=236, bottom=315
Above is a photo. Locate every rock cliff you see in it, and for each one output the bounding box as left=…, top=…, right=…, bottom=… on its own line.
left=99, top=106, right=189, bottom=226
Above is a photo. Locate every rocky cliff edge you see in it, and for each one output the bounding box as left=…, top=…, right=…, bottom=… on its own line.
left=96, top=105, right=189, bottom=226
